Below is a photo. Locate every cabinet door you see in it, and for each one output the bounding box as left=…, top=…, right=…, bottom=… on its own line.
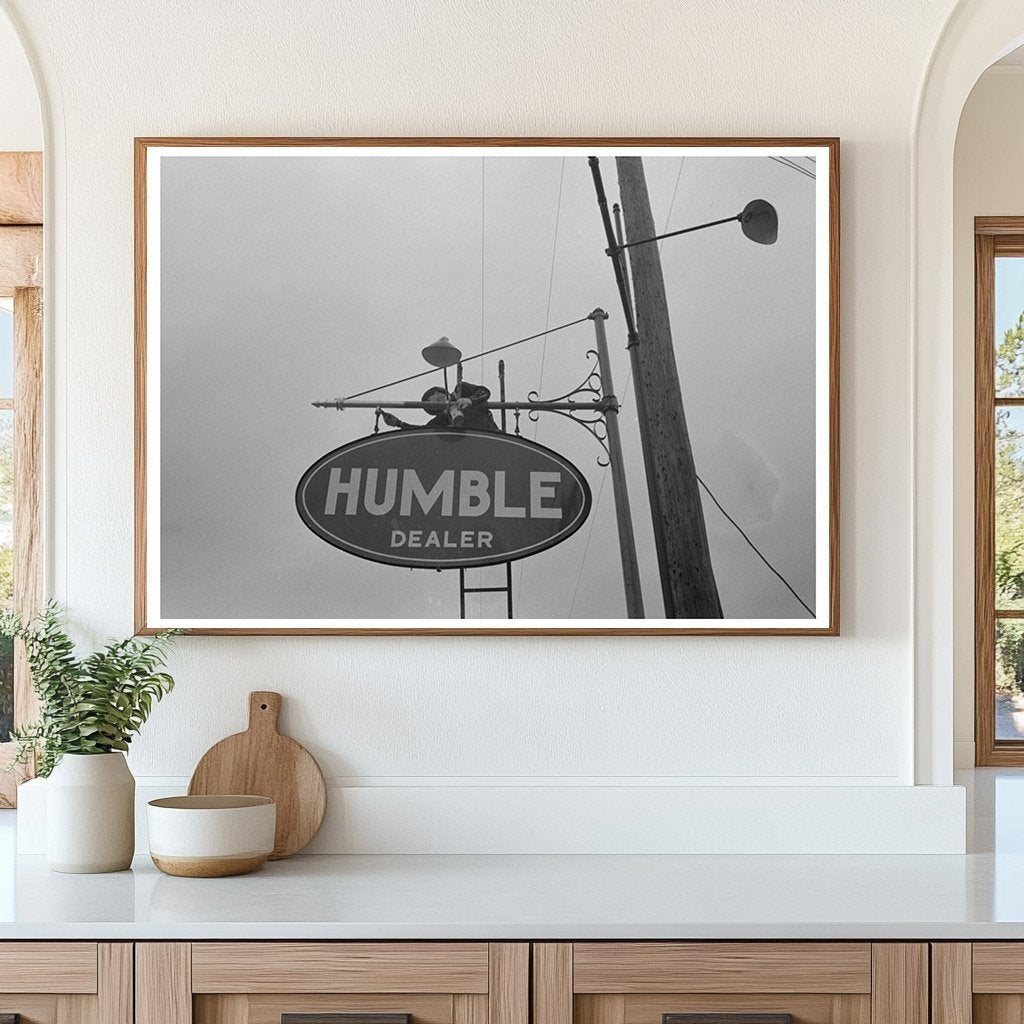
left=0, top=943, right=131, bottom=1024
left=533, top=944, right=928, bottom=1024
left=137, top=943, right=528, bottom=1024
left=940, top=943, right=1024, bottom=1024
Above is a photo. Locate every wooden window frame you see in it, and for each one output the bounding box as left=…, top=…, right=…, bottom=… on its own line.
left=0, top=151, right=43, bottom=806
left=975, top=217, right=1024, bottom=765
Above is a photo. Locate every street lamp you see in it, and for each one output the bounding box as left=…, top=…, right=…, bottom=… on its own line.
left=421, top=335, right=462, bottom=367
left=617, top=197, right=779, bottom=251
left=421, top=335, right=463, bottom=393
left=739, top=198, right=779, bottom=245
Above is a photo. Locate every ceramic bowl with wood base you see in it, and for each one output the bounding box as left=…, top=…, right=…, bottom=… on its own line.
left=147, top=795, right=276, bottom=877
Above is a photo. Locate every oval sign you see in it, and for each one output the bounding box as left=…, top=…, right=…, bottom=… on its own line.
left=296, top=428, right=592, bottom=569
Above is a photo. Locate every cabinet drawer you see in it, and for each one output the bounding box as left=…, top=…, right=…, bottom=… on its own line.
left=973, top=943, right=1024, bottom=992
left=0, top=943, right=130, bottom=1024
left=534, top=944, right=926, bottom=1024
left=572, top=944, right=872, bottom=994
left=191, top=943, right=490, bottom=994
left=0, top=942, right=98, bottom=994
left=139, top=942, right=528, bottom=1024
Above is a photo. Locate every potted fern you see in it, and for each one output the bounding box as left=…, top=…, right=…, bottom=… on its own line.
left=2, top=603, right=178, bottom=873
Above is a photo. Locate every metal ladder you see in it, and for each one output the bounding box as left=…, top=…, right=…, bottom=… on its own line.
left=458, top=358, right=514, bottom=620
left=459, top=564, right=513, bottom=619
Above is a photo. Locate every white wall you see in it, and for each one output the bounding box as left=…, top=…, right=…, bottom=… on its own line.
left=1, top=0, right=972, bottom=852
left=0, top=12, right=39, bottom=151
left=952, top=66, right=1024, bottom=767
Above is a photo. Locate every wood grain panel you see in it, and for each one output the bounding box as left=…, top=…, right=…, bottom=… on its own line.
left=622, top=994, right=870, bottom=1024
left=56, top=993, right=95, bottom=1024
left=488, top=944, right=528, bottom=1024
left=136, top=943, right=192, bottom=1024
left=978, top=218, right=1024, bottom=236
left=240, top=994, right=454, bottom=1024
left=453, top=995, right=487, bottom=1024
left=974, top=995, right=1024, bottom=1024
left=192, top=944, right=489, bottom=994
left=195, top=995, right=248, bottom=1024
left=97, top=945, right=132, bottom=1024
left=534, top=944, right=572, bottom=1024
left=573, top=944, right=871, bottom=994
left=0, top=153, right=42, bottom=225
left=993, top=238, right=1024, bottom=256
left=831, top=996, right=873, bottom=1024
left=931, top=944, right=971, bottom=1024
left=0, top=995, right=60, bottom=1024
left=870, top=945, right=927, bottom=1024
left=0, top=943, right=97, bottom=993
left=973, top=944, right=1024, bottom=992
left=0, top=226, right=41, bottom=295
left=576, top=996, right=625, bottom=1024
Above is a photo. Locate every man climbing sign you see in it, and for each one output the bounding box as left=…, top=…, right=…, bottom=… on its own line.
left=381, top=381, right=498, bottom=432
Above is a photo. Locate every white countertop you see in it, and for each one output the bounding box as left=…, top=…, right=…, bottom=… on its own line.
left=0, top=849, right=1021, bottom=940
left=0, top=769, right=1021, bottom=941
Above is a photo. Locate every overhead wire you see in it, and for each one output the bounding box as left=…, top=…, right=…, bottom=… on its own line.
left=480, top=157, right=486, bottom=370
left=769, top=155, right=816, bottom=180
left=781, top=155, right=816, bottom=178
left=774, top=155, right=816, bottom=178
left=338, top=317, right=592, bottom=401
left=697, top=475, right=815, bottom=617
left=533, top=157, right=566, bottom=441
left=518, top=157, right=567, bottom=610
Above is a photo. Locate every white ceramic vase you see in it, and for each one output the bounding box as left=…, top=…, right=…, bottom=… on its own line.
left=46, top=752, right=135, bottom=873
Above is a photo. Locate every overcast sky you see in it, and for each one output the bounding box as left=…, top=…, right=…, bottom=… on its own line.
left=158, top=150, right=817, bottom=621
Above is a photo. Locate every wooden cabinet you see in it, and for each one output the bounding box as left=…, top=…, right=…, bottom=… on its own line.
left=0, top=943, right=132, bottom=1024
left=932, top=943, right=1024, bottom=1024
left=0, top=938, right=956, bottom=1024
left=532, top=944, right=928, bottom=1024
left=136, top=944, right=528, bottom=1024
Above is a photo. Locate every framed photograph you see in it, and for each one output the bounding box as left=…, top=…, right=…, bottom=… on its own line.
left=135, top=137, right=838, bottom=635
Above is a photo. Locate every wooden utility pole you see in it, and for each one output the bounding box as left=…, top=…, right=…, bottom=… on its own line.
left=590, top=309, right=644, bottom=618
left=615, top=156, right=723, bottom=618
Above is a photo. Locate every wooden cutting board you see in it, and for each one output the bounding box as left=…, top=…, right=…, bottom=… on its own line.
left=188, top=691, right=326, bottom=859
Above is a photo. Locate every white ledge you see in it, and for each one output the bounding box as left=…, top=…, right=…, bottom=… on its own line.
left=0, top=849, right=1022, bottom=940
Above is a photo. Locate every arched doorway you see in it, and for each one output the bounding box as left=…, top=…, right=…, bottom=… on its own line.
left=914, top=1, right=1024, bottom=785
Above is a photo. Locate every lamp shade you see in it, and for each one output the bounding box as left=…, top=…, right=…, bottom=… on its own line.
left=421, top=336, right=463, bottom=367
left=739, top=199, right=779, bottom=245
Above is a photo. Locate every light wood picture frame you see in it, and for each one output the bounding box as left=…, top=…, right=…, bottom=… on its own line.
left=135, top=137, right=839, bottom=635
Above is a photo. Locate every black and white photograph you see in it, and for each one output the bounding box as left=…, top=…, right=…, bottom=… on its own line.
left=136, top=139, right=838, bottom=634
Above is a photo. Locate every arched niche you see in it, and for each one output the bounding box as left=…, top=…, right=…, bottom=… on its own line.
left=914, top=1, right=1024, bottom=784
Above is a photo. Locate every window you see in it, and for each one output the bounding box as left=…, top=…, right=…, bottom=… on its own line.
left=975, top=220, right=1024, bottom=764
left=0, top=288, right=42, bottom=806
left=0, top=150, right=43, bottom=806
left=0, top=303, right=12, bottom=745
